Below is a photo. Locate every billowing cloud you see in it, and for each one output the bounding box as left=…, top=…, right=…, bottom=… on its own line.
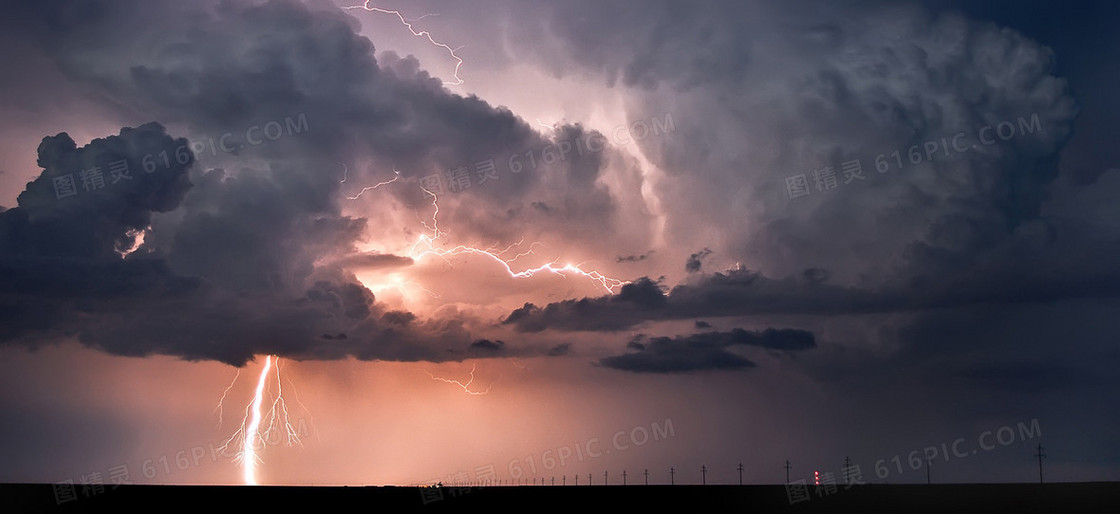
left=521, top=0, right=1081, bottom=290
left=0, top=0, right=656, bottom=366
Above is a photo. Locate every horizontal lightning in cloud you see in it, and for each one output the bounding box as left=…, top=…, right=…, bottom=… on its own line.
left=407, top=185, right=629, bottom=294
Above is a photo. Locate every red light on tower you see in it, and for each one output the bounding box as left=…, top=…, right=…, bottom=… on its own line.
left=814, top=470, right=820, bottom=486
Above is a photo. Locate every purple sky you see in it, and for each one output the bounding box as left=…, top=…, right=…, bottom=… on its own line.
left=1, top=0, right=1118, bottom=487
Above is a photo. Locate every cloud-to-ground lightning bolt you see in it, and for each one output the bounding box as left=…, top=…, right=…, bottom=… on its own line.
left=344, top=2, right=465, bottom=86
left=216, top=355, right=309, bottom=485
left=242, top=355, right=272, bottom=485
left=407, top=186, right=629, bottom=294
left=426, top=363, right=493, bottom=395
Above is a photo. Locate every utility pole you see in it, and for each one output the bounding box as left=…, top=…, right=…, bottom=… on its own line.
left=1035, top=444, right=1046, bottom=484
left=574, top=474, right=578, bottom=486
left=604, top=470, right=609, bottom=485
left=644, top=469, right=649, bottom=485
left=588, top=473, right=592, bottom=485
left=562, top=475, right=566, bottom=486
left=738, top=463, right=744, bottom=485
left=784, top=460, right=792, bottom=485
left=551, top=476, right=555, bottom=486
left=701, top=465, right=707, bottom=485
left=623, top=470, right=628, bottom=486
left=926, top=458, right=931, bottom=485
left=670, top=467, right=675, bottom=485
left=843, top=457, right=852, bottom=485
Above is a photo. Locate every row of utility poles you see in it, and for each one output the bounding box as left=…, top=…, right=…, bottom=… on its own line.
left=466, top=445, right=1048, bottom=487
left=781, top=444, right=1047, bottom=486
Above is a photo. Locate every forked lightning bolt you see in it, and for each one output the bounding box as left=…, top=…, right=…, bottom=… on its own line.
left=345, top=2, right=465, bottom=86
left=215, top=355, right=307, bottom=485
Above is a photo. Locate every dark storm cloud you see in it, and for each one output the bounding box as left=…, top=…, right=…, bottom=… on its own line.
left=497, top=0, right=1114, bottom=393
left=504, top=253, right=1120, bottom=333
left=0, top=123, right=198, bottom=342
left=1, top=123, right=193, bottom=260
left=0, top=0, right=649, bottom=366
left=502, top=277, right=667, bottom=332
left=467, top=339, right=506, bottom=355
left=685, top=247, right=712, bottom=273
left=521, top=0, right=1084, bottom=291
left=600, top=342, right=755, bottom=373
left=599, top=327, right=816, bottom=373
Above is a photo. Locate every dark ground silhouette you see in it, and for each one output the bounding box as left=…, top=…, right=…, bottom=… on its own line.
left=3, top=482, right=1118, bottom=513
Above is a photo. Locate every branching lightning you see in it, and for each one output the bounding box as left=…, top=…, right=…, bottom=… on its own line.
left=426, top=363, right=493, bottom=395
left=344, top=2, right=465, bottom=86
left=213, top=368, right=241, bottom=428
left=263, top=358, right=304, bottom=448
left=407, top=186, right=629, bottom=294
left=340, top=162, right=402, bottom=200
left=216, top=355, right=309, bottom=485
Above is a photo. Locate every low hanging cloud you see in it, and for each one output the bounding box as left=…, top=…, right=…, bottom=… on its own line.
left=467, top=339, right=506, bottom=355
left=599, top=327, right=816, bottom=373
left=503, top=255, right=1120, bottom=334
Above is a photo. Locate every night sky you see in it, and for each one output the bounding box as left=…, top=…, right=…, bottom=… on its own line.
left=1, top=0, right=1118, bottom=487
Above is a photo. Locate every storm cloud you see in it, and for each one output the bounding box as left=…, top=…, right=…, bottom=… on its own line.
left=599, top=327, right=815, bottom=373
left=0, top=0, right=650, bottom=366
